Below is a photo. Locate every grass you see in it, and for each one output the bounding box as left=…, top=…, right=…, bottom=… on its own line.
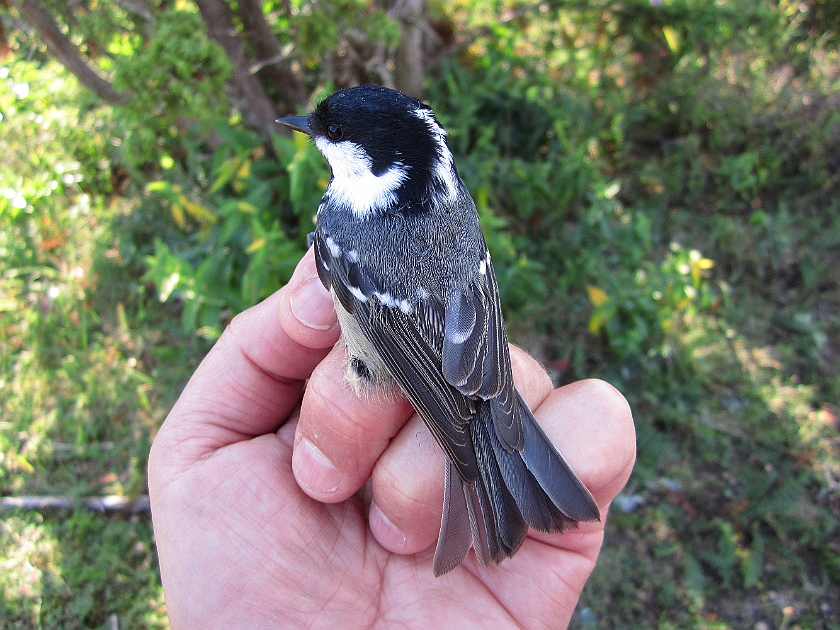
left=2, top=2, right=839, bottom=627
left=565, top=46, right=840, bottom=630
left=0, top=61, right=201, bottom=628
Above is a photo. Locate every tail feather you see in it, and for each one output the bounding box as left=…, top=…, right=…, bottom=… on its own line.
left=516, top=392, right=600, bottom=523
left=488, top=383, right=523, bottom=451
left=464, top=478, right=497, bottom=566
left=433, top=389, right=600, bottom=576
left=472, top=413, right=528, bottom=557
left=432, top=460, right=472, bottom=577
left=486, top=404, right=569, bottom=533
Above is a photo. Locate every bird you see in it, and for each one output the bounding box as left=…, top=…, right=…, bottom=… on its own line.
left=276, top=84, right=599, bottom=576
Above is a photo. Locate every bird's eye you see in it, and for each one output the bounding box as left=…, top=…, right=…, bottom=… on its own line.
left=326, top=124, right=343, bottom=141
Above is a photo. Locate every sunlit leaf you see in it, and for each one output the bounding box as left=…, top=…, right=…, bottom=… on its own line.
left=170, top=202, right=185, bottom=229
left=662, top=25, right=680, bottom=53
left=587, top=285, right=610, bottom=307
left=246, top=237, right=266, bottom=254
left=211, top=156, right=243, bottom=193
left=146, top=181, right=171, bottom=192
left=236, top=158, right=251, bottom=180
left=13, top=454, right=34, bottom=473
left=588, top=311, right=608, bottom=334
left=159, top=272, right=180, bottom=301
left=236, top=201, right=258, bottom=214
left=178, top=194, right=217, bottom=225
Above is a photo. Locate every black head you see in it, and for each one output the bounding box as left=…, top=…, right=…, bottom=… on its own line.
left=278, top=85, right=459, bottom=216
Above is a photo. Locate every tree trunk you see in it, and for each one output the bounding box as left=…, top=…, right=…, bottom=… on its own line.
left=391, top=0, right=425, bottom=98
left=16, top=0, right=127, bottom=105
left=194, top=0, right=279, bottom=141
left=235, top=0, right=307, bottom=112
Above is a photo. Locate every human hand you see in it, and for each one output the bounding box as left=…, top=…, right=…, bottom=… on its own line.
left=148, top=248, right=636, bottom=629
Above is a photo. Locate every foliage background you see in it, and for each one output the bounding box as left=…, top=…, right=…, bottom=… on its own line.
left=1, top=0, right=838, bottom=627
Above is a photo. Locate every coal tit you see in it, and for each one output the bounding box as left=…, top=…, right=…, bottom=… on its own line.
left=277, top=85, right=599, bottom=576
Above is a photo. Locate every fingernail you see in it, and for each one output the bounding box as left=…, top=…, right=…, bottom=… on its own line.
left=290, top=278, right=336, bottom=330
left=293, top=438, right=340, bottom=494
left=370, top=502, right=406, bottom=549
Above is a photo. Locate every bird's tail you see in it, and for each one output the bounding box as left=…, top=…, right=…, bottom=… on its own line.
left=432, top=391, right=600, bottom=576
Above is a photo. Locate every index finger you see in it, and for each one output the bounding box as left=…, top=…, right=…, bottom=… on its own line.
left=150, top=249, right=341, bottom=472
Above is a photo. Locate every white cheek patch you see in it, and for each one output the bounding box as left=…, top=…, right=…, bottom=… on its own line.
left=315, top=137, right=408, bottom=218
left=413, top=108, right=458, bottom=203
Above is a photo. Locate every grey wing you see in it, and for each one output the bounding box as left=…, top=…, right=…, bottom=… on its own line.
left=313, top=230, right=481, bottom=482
left=441, top=248, right=524, bottom=452
left=313, top=230, right=600, bottom=577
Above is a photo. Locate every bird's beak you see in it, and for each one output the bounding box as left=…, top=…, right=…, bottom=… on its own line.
left=276, top=115, right=311, bottom=135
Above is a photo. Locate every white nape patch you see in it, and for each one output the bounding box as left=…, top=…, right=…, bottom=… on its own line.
left=349, top=285, right=369, bottom=302
left=315, top=137, right=408, bottom=218
left=326, top=236, right=342, bottom=259
left=413, top=108, right=458, bottom=202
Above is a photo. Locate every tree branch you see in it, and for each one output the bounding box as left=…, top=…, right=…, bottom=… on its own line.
left=111, top=0, right=154, bottom=38
left=235, top=0, right=306, bottom=112
left=111, top=0, right=153, bottom=22
left=2, top=494, right=151, bottom=513
left=15, top=0, right=127, bottom=105
left=194, top=0, right=280, bottom=141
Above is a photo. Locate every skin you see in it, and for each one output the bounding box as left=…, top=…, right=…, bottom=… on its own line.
left=148, top=248, right=637, bottom=629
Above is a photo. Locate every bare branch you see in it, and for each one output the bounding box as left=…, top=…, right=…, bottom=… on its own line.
left=15, top=0, right=127, bottom=104
left=2, top=494, right=151, bottom=513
